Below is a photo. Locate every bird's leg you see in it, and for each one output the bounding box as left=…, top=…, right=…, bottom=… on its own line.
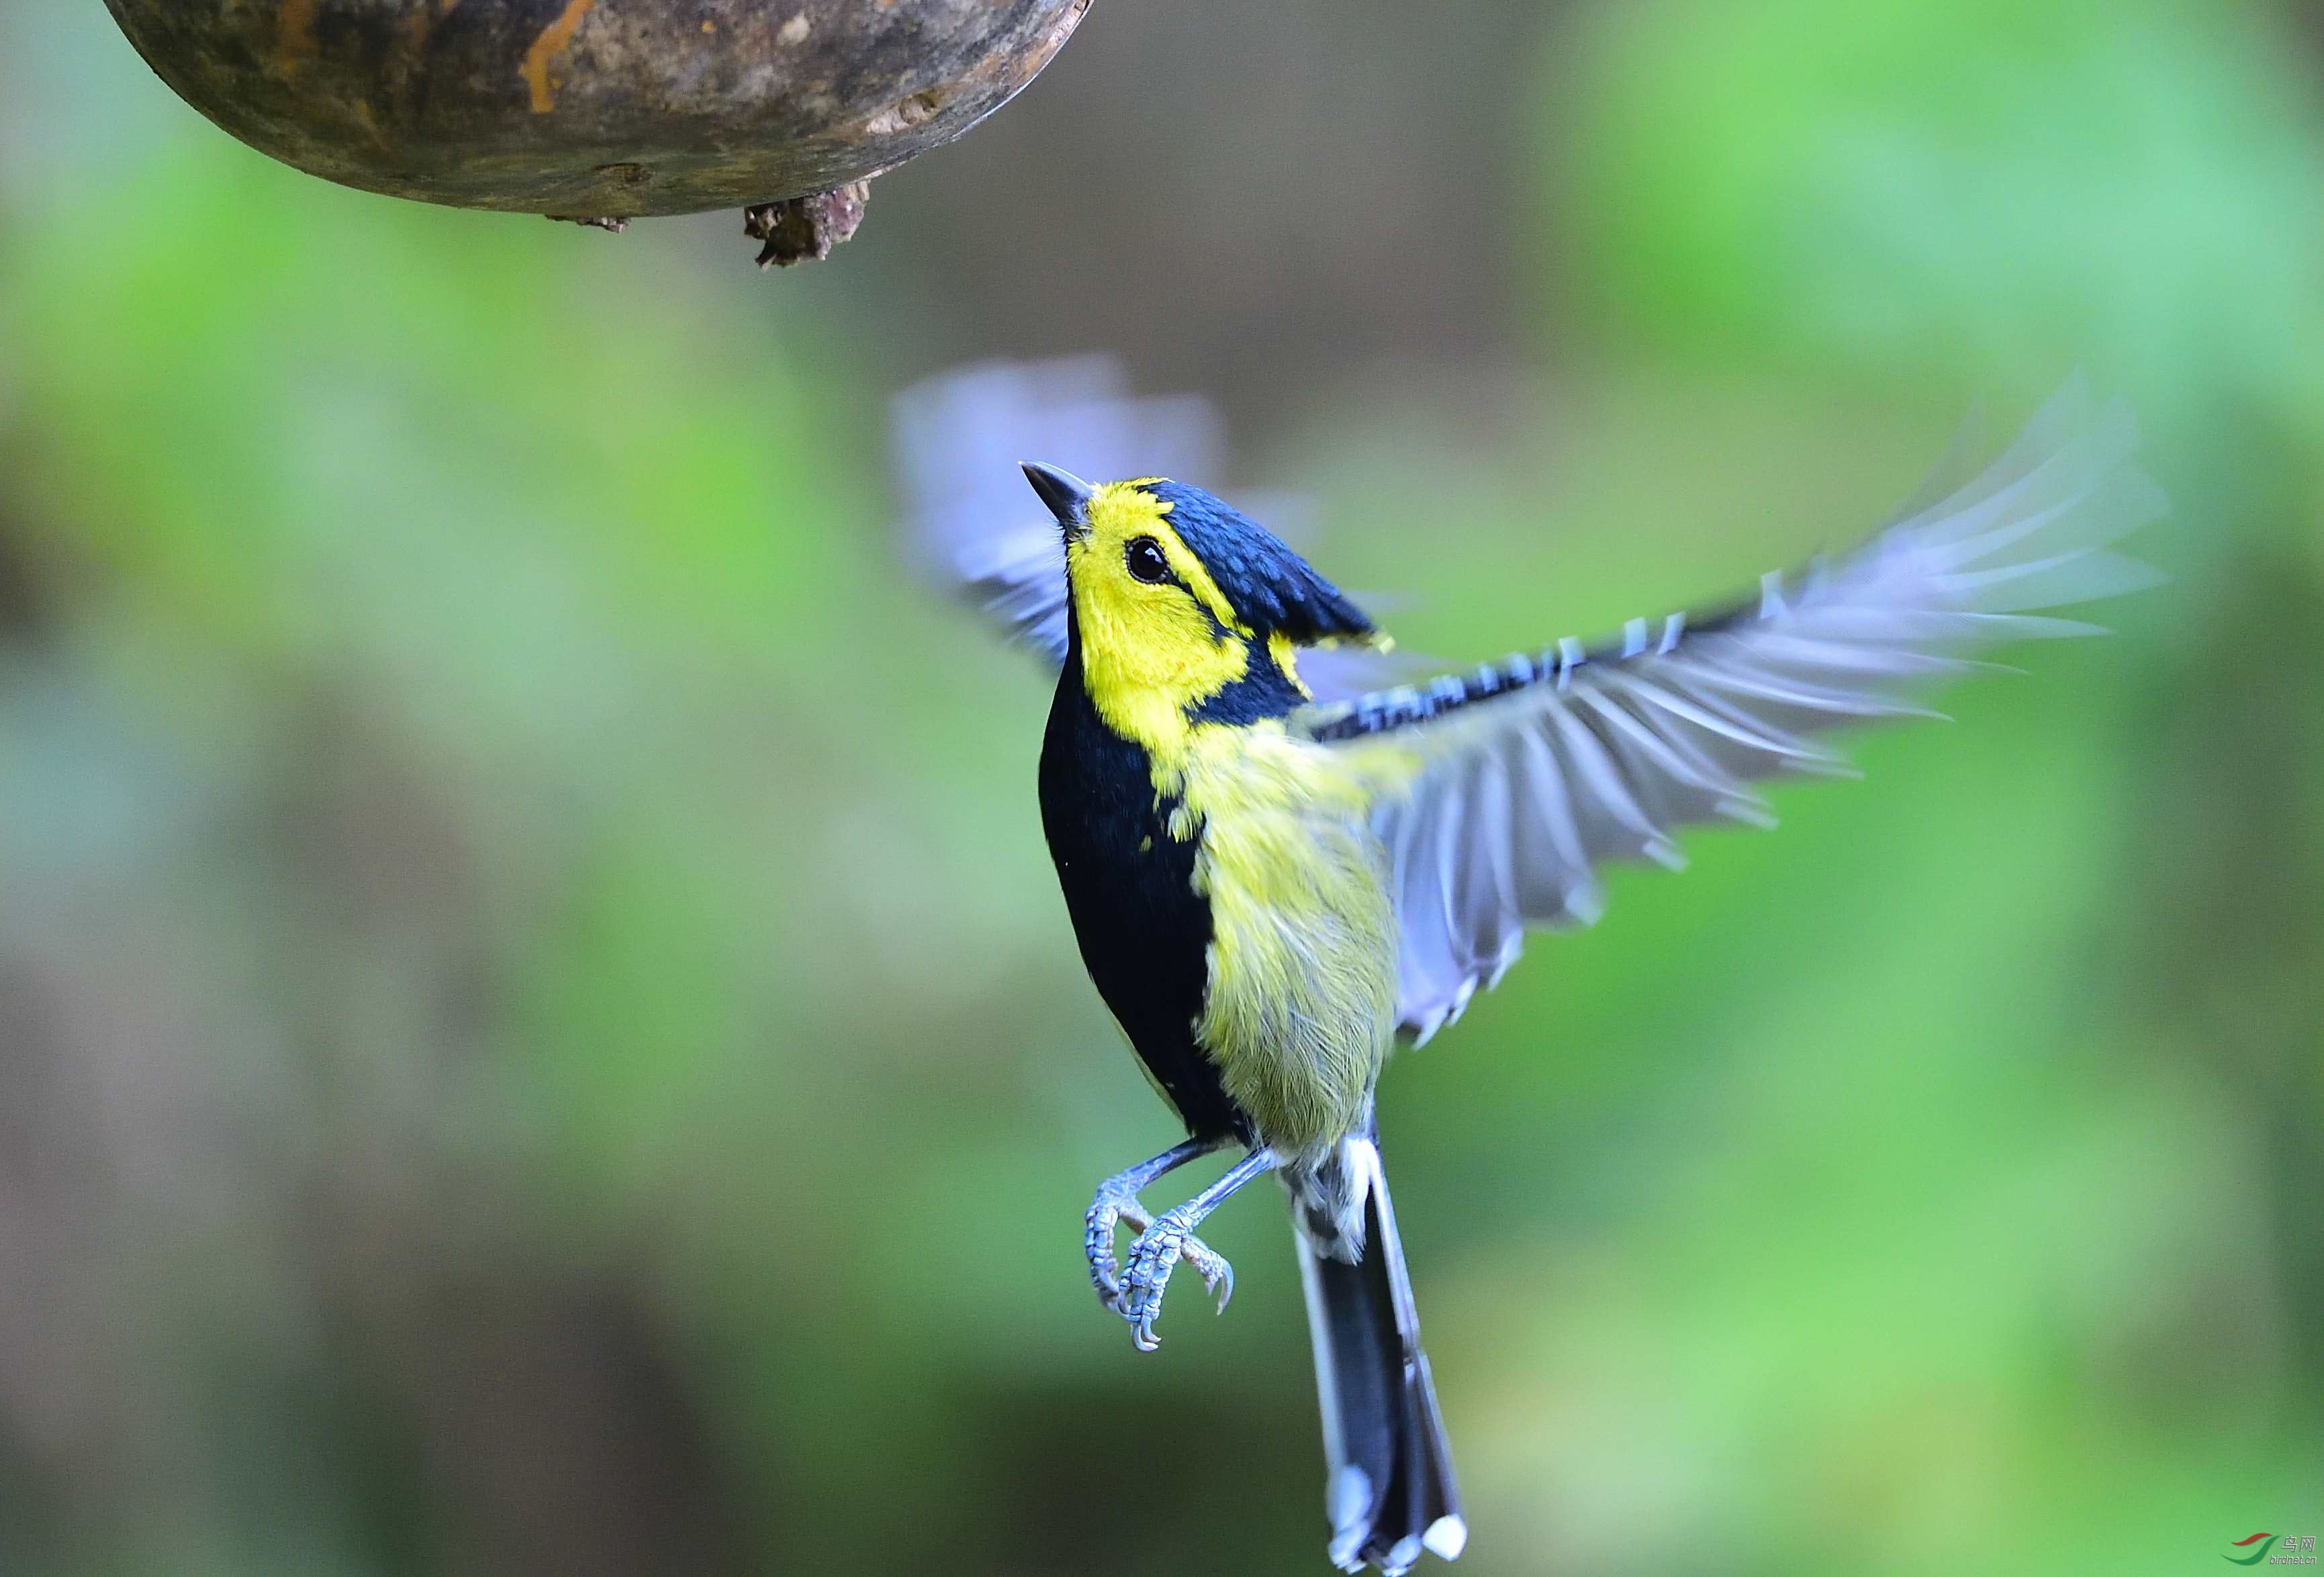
left=1119, top=1147, right=1281, bottom=1351
left=1086, top=1136, right=1226, bottom=1313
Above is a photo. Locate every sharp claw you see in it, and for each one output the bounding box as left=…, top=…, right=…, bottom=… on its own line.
left=1129, top=1290, right=1163, bottom=1350
left=1176, top=1234, right=1233, bottom=1313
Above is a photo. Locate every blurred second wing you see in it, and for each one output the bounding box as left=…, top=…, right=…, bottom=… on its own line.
left=893, top=356, right=1227, bottom=665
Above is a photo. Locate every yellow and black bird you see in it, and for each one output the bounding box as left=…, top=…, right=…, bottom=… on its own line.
left=895, top=360, right=2160, bottom=1574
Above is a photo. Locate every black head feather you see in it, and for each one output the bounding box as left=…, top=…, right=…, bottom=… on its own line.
left=1147, top=481, right=1378, bottom=647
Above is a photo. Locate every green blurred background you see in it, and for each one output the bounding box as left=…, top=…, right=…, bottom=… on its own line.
left=1, top=1, right=2319, bottom=1573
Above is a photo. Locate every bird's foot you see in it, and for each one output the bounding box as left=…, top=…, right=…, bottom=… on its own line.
left=1086, top=1181, right=1231, bottom=1328
left=1117, top=1200, right=1234, bottom=1351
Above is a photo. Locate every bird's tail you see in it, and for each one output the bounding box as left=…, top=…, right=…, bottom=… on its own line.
left=1294, top=1135, right=1465, bottom=1575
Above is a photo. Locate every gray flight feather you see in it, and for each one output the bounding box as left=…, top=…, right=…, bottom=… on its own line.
left=1296, top=377, right=2166, bottom=1044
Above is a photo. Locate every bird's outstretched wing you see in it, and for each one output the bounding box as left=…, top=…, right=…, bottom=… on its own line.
left=1293, top=380, right=2166, bottom=1043
left=893, top=356, right=1410, bottom=701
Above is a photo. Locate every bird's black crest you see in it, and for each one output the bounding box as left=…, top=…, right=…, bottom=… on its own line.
left=1148, top=481, right=1377, bottom=646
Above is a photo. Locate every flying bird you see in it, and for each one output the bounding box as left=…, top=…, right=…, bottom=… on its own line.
left=893, top=359, right=2161, bottom=1574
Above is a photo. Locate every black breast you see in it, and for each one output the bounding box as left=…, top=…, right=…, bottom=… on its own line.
left=1037, top=668, right=1246, bottom=1144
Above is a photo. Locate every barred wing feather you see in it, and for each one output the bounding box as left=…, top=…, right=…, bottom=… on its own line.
left=1295, top=381, right=2166, bottom=1043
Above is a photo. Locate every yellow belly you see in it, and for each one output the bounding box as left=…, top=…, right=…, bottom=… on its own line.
left=1167, top=723, right=1401, bottom=1161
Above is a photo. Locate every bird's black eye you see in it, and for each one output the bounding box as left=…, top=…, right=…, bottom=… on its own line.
left=1125, top=536, right=1171, bottom=584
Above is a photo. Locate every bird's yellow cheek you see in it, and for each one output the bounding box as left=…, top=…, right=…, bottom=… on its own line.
left=1070, top=576, right=1249, bottom=757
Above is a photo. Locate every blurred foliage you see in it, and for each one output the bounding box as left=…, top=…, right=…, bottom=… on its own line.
left=0, top=0, right=2319, bottom=1574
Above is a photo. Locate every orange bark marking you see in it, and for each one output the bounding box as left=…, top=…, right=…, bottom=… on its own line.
left=275, top=0, right=319, bottom=79
left=521, top=0, right=596, bottom=114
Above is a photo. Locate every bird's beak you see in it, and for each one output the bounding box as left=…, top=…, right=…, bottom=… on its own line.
left=1021, top=461, right=1094, bottom=541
